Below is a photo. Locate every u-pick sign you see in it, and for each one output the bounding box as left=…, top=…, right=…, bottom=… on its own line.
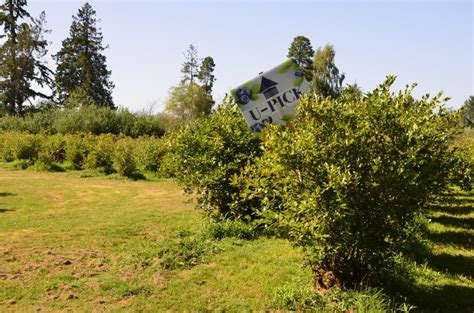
left=231, top=59, right=310, bottom=132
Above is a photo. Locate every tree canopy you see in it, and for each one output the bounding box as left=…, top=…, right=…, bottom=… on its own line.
left=164, top=82, right=213, bottom=124
left=198, top=56, right=216, bottom=96
left=312, top=44, right=345, bottom=99
left=287, top=35, right=315, bottom=82
left=53, top=2, right=114, bottom=108
left=0, top=0, right=53, bottom=115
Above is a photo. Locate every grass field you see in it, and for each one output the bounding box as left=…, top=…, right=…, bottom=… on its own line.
left=0, top=166, right=473, bottom=311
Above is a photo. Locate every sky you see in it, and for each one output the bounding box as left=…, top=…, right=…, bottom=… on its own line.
left=27, top=0, right=473, bottom=112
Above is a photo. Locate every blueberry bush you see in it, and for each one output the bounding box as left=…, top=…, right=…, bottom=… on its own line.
left=234, top=76, right=472, bottom=288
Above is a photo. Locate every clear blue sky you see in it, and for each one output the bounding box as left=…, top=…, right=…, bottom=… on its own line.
left=28, top=0, right=473, bottom=112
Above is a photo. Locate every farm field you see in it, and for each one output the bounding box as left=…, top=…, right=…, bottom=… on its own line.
left=0, top=167, right=311, bottom=311
left=0, top=166, right=473, bottom=312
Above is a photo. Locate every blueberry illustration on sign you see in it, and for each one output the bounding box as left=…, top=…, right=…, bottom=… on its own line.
left=259, top=77, right=279, bottom=100
left=236, top=88, right=252, bottom=105
left=295, top=69, right=304, bottom=77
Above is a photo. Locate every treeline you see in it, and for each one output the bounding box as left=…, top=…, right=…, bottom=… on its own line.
left=0, top=0, right=351, bottom=124
left=0, top=0, right=217, bottom=121
left=0, top=105, right=175, bottom=137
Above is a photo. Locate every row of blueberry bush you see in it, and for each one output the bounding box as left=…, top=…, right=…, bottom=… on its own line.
left=0, top=131, right=177, bottom=178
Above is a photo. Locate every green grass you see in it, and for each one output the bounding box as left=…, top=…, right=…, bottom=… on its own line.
left=0, top=166, right=473, bottom=311
left=0, top=167, right=310, bottom=311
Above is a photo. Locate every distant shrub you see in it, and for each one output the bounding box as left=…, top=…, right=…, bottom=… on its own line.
left=135, top=137, right=164, bottom=173
left=63, top=134, right=89, bottom=169
left=115, top=110, right=165, bottom=137
left=54, top=106, right=117, bottom=135
left=10, top=132, right=43, bottom=162
left=112, top=137, right=137, bottom=177
left=0, top=106, right=168, bottom=137
left=0, top=110, right=56, bottom=134
left=0, top=133, right=15, bottom=162
left=84, top=134, right=115, bottom=173
left=37, top=134, right=66, bottom=167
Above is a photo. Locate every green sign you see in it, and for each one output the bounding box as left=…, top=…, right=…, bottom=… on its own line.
left=231, top=59, right=310, bottom=132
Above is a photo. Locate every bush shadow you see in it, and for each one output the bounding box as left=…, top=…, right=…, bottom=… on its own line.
left=410, top=284, right=474, bottom=313
left=0, top=192, right=16, bottom=197
left=429, top=203, right=473, bottom=216
left=427, top=230, right=473, bottom=250
left=430, top=215, right=474, bottom=230
left=427, top=252, right=474, bottom=278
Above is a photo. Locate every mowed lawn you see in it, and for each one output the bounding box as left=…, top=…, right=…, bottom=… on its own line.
left=0, top=167, right=310, bottom=311
left=0, top=166, right=473, bottom=311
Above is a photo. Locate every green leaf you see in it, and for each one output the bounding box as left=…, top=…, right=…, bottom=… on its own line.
left=278, top=60, right=294, bottom=74
left=251, top=94, right=260, bottom=101
left=250, top=84, right=260, bottom=95
left=281, top=114, right=293, bottom=122
left=293, top=77, right=304, bottom=87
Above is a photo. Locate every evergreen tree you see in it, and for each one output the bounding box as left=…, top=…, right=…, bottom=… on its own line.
left=180, top=44, right=199, bottom=84
left=53, top=2, right=114, bottom=108
left=461, top=96, right=474, bottom=127
left=312, top=44, right=345, bottom=98
left=198, top=56, right=215, bottom=96
left=0, top=0, right=53, bottom=115
left=287, top=36, right=314, bottom=82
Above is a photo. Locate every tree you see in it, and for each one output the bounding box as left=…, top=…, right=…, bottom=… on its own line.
left=164, top=82, right=213, bottom=123
left=0, top=0, right=53, bottom=115
left=180, top=44, right=199, bottom=84
left=461, top=96, right=474, bottom=127
left=198, top=56, right=216, bottom=96
left=312, top=44, right=345, bottom=98
left=287, top=35, right=314, bottom=81
left=53, top=2, right=114, bottom=108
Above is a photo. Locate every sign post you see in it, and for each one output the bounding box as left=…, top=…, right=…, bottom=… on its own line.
left=231, top=59, right=310, bottom=132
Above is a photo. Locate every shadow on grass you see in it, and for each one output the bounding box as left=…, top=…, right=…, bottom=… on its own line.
left=386, top=255, right=474, bottom=313
left=430, top=215, right=474, bottom=230
left=409, top=284, right=474, bottom=313
left=427, top=252, right=474, bottom=278
left=427, top=230, right=473, bottom=250
left=385, top=190, right=474, bottom=312
left=429, top=204, right=473, bottom=216
left=0, top=208, right=15, bottom=213
left=129, top=172, right=146, bottom=181
left=0, top=192, right=15, bottom=197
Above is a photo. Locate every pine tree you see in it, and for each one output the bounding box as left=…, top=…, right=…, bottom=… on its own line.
left=287, top=36, right=314, bottom=82
left=461, top=96, right=474, bottom=127
left=312, top=44, right=345, bottom=98
left=198, top=56, right=215, bottom=96
left=180, top=44, right=199, bottom=84
left=0, top=0, right=53, bottom=115
left=53, top=2, right=114, bottom=108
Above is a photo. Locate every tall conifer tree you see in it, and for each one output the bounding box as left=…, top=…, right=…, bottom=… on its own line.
left=54, top=2, right=114, bottom=108
left=287, top=36, right=315, bottom=82
left=198, top=56, right=215, bottom=96
left=180, top=44, right=200, bottom=84
left=0, top=0, right=52, bottom=115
